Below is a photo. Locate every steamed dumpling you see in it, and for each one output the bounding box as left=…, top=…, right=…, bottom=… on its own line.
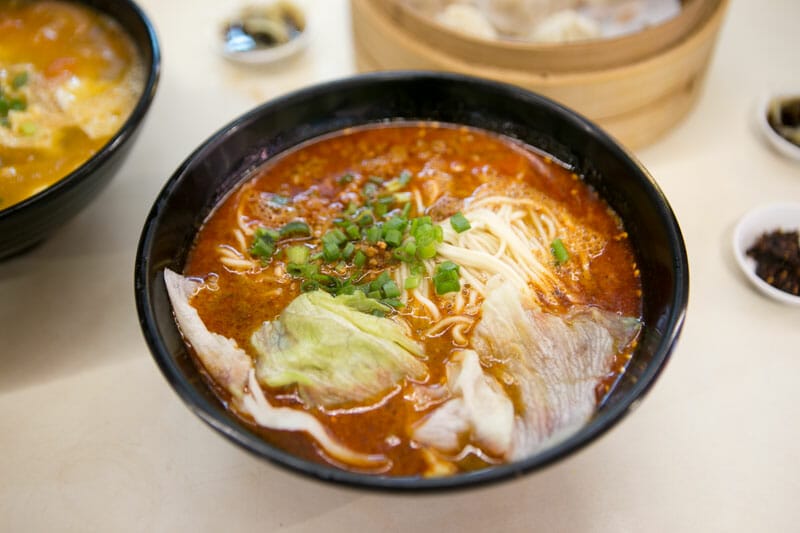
left=436, top=4, right=498, bottom=39
left=475, top=0, right=574, bottom=37
left=530, top=9, right=601, bottom=43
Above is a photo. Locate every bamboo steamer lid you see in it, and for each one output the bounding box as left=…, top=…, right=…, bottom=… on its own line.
left=351, top=0, right=729, bottom=148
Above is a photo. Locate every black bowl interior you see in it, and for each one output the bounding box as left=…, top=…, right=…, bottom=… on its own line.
left=0, top=0, right=160, bottom=259
left=136, top=72, right=688, bottom=491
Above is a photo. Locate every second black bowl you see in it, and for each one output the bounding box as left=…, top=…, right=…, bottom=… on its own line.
left=135, top=71, right=688, bottom=491
left=0, top=0, right=160, bottom=259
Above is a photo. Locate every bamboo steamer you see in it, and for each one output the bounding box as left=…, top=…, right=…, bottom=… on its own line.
left=351, top=0, right=728, bottom=148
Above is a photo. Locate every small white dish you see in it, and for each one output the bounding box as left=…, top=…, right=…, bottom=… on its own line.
left=756, top=92, right=800, bottom=162
left=222, top=30, right=308, bottom=65
left=732, top=202, right=800, bottom=306
left=221, top=1, right=308, bottom=65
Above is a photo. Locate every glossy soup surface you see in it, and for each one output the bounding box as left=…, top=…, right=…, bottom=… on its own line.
left=182, top=123, right=643, bottom=476
left=0, top=0, right=144, bottom=209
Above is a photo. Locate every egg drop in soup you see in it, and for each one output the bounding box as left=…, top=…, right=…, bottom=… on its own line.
left=165, top=123, right=644, bottom=476
left=0, top=0, right=145, bottom=209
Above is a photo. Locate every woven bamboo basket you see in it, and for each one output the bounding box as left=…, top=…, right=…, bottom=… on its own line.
left=351, top=0, right=728, bottom=148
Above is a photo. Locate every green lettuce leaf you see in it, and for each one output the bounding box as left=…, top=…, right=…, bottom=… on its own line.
left=251, top=290, right=427, bottom=409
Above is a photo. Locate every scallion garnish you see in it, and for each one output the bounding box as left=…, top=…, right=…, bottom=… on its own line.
left=433, top=261, right=461, bottom=295
left=384, top=229, right=402, bottom=248
left=279, top=220, right=311, bottom=238
left=285, top=245, right=309, bottom=265
left=249, top=227, right=280, bottom=261
left=322, top=240, right=341, bottom=261
left=382, top=280, right=401, bottom=299
left=551, top=237, right=569, bottom=265
left=341, top=242, right=356, bottom=260
left=450, top=212, right=471, bottom=233
left=365, top=225, right=381, bottom=244
left=11, top=71, right=28, bottom=90
left=353, top=250, right=367, bottom=267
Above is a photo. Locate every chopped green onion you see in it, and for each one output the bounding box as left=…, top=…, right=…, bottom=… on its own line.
left=322, top=228, right=347, bottom=246
left=356, top=211, right=374, bottom=227
left=341, top=242, right=356, bottom=259
left=249, top=227, right=280, bottom=261
left=353, top=250, right=367, bottom=267
left=384, top=229, right=402, bottom=248
left=11, top=71, right=28, bottom=90
left=301, top=280, right=319, bottom=292
left=344, top=201, right=358, bottom=215
left=370, top=271, right=391, bottom=292
left=250, top=240, right=275, bottom=260
left=433, top=261, right=461, bottom=295
left=322, top=241, right=341, bottom=261
left=337, top=173, right=354, bottom=185
left=286, top=263, right=305, bottom=276
left=381, top=297, right=403, bottom=309
left=435, top=278, right=460, bottom=294
left=404, top=275, right=420, bottom=290
left=365, top=226, right=382, bottom=244
left=279, top=220, right=311, bottom=238
left=418, top=242, right=437, bottom=260
left=402, top=239, right=416, bottom=257
left=410, top=216, right=432, bottom=234
left=8, top=98, right=26, bottom=111
left=437, top=260, right=459, bottom=273
left=19, top=121, right=36, bottom=136
left=450, top=212, right=471, bottom=233
left=312, top=273, right=334, bottom=285
left=382, top=280, right=401, bottom=299
left=285, top=245, right=309, bottom=265
left=551, top=237, right=569, bottom=265
left=384, top=216, right=407, bottom=233
left=345, top=223, right=361, bottom=240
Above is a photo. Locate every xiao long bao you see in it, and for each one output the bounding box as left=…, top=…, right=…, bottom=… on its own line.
left=164, top=121, right=643, bottom=477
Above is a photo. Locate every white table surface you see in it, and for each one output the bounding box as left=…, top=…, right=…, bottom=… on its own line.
left=2, top=1, right=799, bottom=531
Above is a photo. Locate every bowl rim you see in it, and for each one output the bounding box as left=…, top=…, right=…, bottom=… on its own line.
left=135, top=70, right=689, bottom=491
left=0, top=0, right=161, bottom=220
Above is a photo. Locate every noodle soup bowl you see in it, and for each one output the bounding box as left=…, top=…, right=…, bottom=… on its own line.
left=0, top=0, right=160, bottom=259
left=136, top=71, right=688, bottom=491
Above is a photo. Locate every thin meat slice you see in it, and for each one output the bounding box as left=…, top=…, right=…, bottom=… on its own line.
left=472, top=277, right=641, bottom=459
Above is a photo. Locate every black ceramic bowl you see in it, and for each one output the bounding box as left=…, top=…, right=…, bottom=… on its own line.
left=0, top=0, right=160, bottom=260
left=135, top=72, right=688, bottom=491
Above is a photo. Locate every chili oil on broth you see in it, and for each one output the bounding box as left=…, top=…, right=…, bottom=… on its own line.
left=182, top=122, right=643, bottom=476
left=0, top=0, right=145, bottom=209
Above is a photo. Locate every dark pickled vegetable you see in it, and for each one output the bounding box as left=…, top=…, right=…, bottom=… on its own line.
left=767, top=97, right=800, bottom=147
left=746, top=229, right=800, bottom=296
